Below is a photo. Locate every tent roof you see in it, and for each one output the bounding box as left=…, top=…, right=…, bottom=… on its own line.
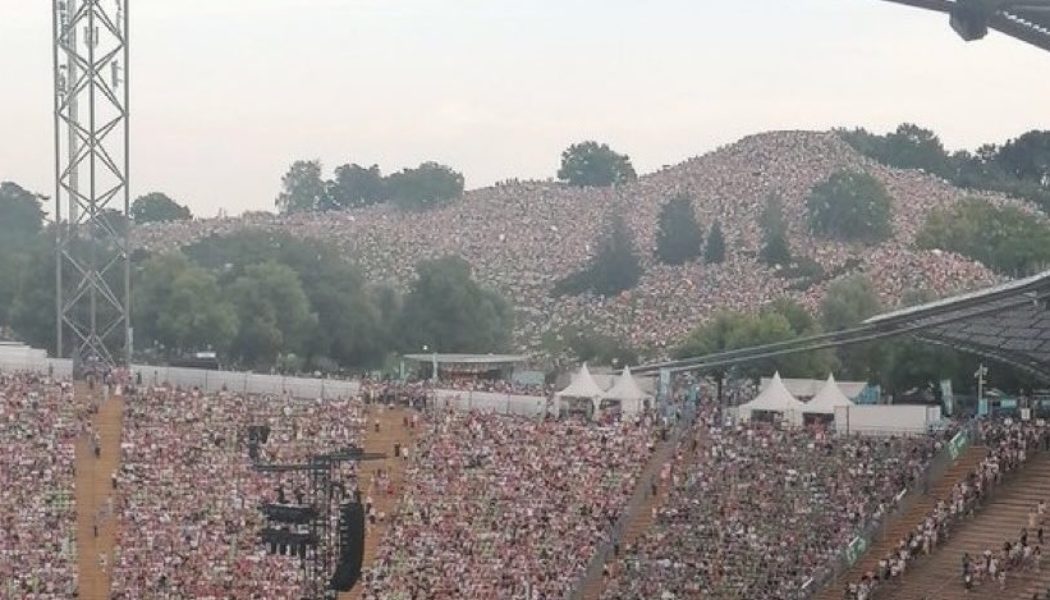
left=604, top=366, right=651, bottom=402
left=556, top=363, right=606, bottom=399
left=741, top=372, right=805, bottom=413
left=805, top=374, right=854, bottom=414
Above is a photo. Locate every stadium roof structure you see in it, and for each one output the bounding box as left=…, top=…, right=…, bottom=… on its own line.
left=636, top=269, right=1050, bottom=382
left=881, top=0, right=1050, bottom=52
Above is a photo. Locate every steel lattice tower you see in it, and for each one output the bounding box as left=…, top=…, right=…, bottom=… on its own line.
left=52, top=0, right=131, bottom=372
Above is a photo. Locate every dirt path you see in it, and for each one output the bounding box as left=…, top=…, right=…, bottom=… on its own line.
left=73, top=384, right=124, bottom=600
left=339, top=404, right=417, bottom=600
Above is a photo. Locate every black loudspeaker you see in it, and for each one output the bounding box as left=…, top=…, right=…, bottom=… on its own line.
left=330, top=502, right=365, bottom=591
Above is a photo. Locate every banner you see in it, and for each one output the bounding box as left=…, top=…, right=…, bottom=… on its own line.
left=845, top=536, right=869, bottom=566
left=947, top=429, right=970, bottom=461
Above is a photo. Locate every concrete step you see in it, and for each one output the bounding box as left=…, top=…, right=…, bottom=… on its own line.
left=871, top=454, right=1050, bottom=600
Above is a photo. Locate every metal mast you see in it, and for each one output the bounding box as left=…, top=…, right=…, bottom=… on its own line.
left=53, top=0, right=131, bottom=372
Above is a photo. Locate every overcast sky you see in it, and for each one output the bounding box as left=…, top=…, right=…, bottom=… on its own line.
left=2, top=0, right=1048, bottom=217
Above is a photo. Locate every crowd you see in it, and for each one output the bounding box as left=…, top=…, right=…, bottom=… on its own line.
left=842, top=419, right=1050, bottom=599
left=0, top=371, right=80, bottom=599
left=600, top=408, right=941, bottom=600
left=362, top=409, right=656, bottom=599
left=134, top=131, right=1022, bottom=356
left=110, top=386, right=365, bottom=599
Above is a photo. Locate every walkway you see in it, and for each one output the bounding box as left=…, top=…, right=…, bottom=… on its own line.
left=814, top=445, right=987, bottom=600
left=873, top=452, right=1050, bottom=600
left=340, top=404, right=417, bottom=600
left=73, top=383, right=124, bottom=600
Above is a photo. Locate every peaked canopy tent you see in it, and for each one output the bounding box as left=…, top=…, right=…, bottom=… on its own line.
left=738, top=372, right=806, bottom=426
left=554, top=364, right=607, bottom=417
left=601, top=366, right=653, bottom=416
left=805, top=375, right=854, bottom=414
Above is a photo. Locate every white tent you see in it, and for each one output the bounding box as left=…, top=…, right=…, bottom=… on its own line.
left=805, top=374, right=854, bottom=414
left=555, top=364, right=606, bottom=417
left=602, top=366, right=652, bottom=416
left=738, top=372, right=805, bottom=426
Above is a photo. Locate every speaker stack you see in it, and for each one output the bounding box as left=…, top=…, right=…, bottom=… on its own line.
left=330, top=502, right=365, bottom=591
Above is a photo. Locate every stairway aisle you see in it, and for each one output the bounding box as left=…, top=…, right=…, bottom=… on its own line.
left=340, top=404, right=417, bottom=600
left=580, top=429, right=706, bottom=600
left=874, top=453, right=1050, bottom=600
left=73, top=383, right=125, bottom=600
left=814, top=446, right=987, bottom=600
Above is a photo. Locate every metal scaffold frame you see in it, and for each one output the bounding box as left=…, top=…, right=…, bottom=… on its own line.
left=52, top=0, right=131, bottom=372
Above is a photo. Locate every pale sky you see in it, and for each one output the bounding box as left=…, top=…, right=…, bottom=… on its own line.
left=1, top=0, right=1048, bottom=217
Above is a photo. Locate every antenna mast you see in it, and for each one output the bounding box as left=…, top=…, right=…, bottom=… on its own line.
left=52, top=0, right=131, bottom=373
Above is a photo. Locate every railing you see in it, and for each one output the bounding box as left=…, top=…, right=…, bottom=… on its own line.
left=802, top=418, right=979, bottom=598
left=565, top=401, right=699, bottom=600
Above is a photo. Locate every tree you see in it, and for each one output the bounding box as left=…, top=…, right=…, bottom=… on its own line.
left=997, top=130, right=1050, bottom=188
left=655, top=194, right=703, bottom=265
left=759, top=194, right=792, bottom=266
left=130, top=192, right=192, bottom=223
left=548, top=326, right=639, bottom=367
left=387, top=162, right=464, bottom=211
left=398, top=256, right=513, bottom=353
left=554, top=215, right=642, bottom=297
left=819, top=275, right=886, bottom=381
left=0, top=182, right=46, bottom=246
left=329, top=163, right=386, bottom=209
left=557, top=141, right=637, bottom=187
left=227, top=261, right=318, bottom=367
left=275, top=160, right=328, bottom=214
left=917, top=197, right=1050, bottom=276
left=704, top=220, right=726, bottom=264
left=807, top=170, right=893, bottom=242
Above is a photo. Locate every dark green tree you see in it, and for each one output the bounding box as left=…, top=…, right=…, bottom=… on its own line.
left=398, top=256, right=513, bottom=353
left=917, top=197, right=1050, bottom=276
left=759, top=194, right=792, bottom=266
left=131, top=192, right=192, bottom=223
left=555, top=215, right=642, bottom=297
left=557, top=141, right=637, bottom=187
left=330, top=163, right=386, bottom=208
left=0, top=182, right=46, bottom=246
left=655, top=194, right=703, bottom=265
left=226, top=261, right=318, bottom=367
left=387, top=162, right=464, bottom=211
left=819, top=275, right=887, bottom=381
left=133, top=254, right=237, bottom=356
left=807, top=170, right=893, bottom=242
left=275, top=160, right=328, bottom=214
left=704, top=220, right=726, bottom=264
left=997, top=130, right=1050, bottom=188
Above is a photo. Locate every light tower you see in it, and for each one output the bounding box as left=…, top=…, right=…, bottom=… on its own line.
left=52, top=0, right=131, bottom=373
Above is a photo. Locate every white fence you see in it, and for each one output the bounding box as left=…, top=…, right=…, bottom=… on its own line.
left=0, top=348, right=552, bottom=414
left=431, top=389, right=551, bottom=416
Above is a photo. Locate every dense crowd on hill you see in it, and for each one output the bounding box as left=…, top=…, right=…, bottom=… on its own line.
left=110, top=387, right=364, bottom=599
left=837, top=419, right=1050, bottom=599
left=362, top=409, right=656, bottom=599
left=134, top=131, right=1021, bottom=354
left=0, top=371, right=80, bottom=599
left=600, top=408, right=941, bottom=600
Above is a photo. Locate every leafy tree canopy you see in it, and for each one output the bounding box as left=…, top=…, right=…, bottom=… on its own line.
left=807, top=170, right=893, bottom=242
left=759, top=194, right=792, bottom=267
left=226, top=261, right=318, bottom=368
left=398, top=256, right=513, bottom=353
left=275, top=160, right=328, bottom=214
left=131, top=192, right=192, bottom=223
left=557, top=141, right=637, bottom=187
left=387, top=162, right=465, bottom=211
left=655, top=194, right=703, bottom=265
left=916, top=197, right=1050, bottom=276
left=554, top=215, right=642, bottom=297
left=329, top=163, right=386, bottom=209
left=704, top=220, right=727, bottom=264
left=0, top=182, right=46, bottom=247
